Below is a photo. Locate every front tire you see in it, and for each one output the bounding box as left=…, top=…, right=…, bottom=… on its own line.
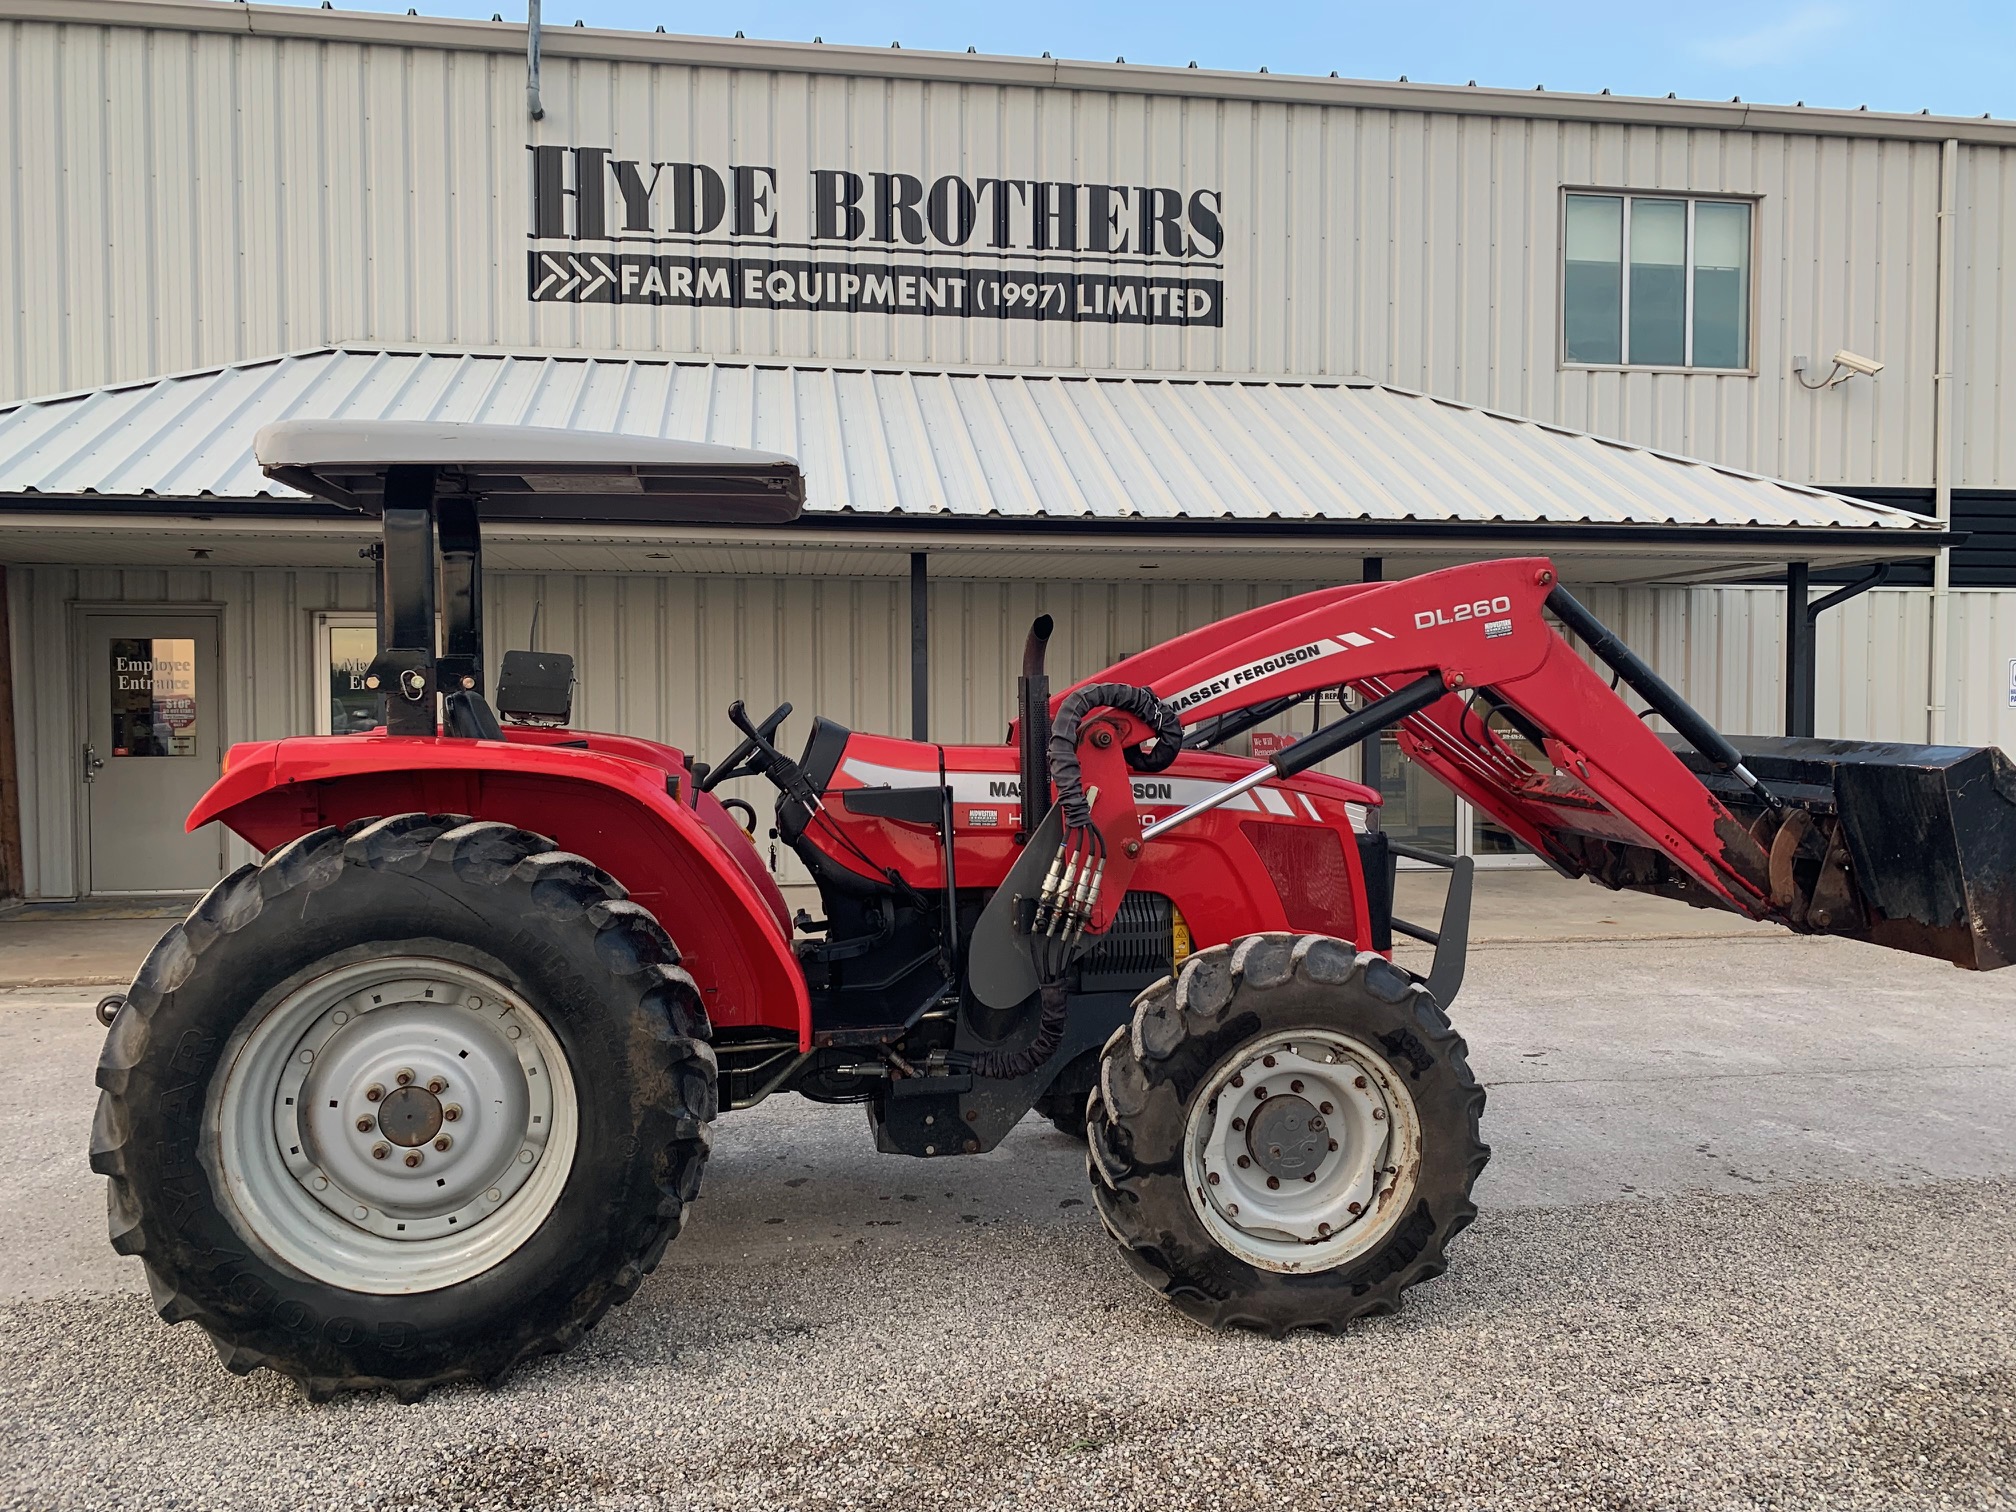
left=91, top=816, right=715, bottom=1399
left=1087, top=933, right=1487, bottom=1333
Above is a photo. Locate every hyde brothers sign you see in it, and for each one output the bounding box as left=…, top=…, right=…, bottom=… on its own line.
left=527, top=147, right=1226, bottom=328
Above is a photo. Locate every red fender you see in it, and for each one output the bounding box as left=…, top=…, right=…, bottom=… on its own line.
left=187, top=733, right=812, bottom=1047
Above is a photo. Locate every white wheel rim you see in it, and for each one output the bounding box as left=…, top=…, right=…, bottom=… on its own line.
left=205, top=957, right=579, bottom=1295
left=1182, top=1028, right=1423, bottom=1274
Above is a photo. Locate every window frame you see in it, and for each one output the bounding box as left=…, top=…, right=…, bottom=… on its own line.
left=1558, top=187, right=1761, bottom=376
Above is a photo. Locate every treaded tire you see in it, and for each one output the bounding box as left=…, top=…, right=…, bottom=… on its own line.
left=91, top=815, right=715, bottom=1401
left=1086, top=933, right=1487, bottom=1334
left=1033, top=1049, right=1101, bottom=1140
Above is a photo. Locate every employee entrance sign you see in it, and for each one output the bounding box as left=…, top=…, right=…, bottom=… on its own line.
left=526, top=147, right=1226, bottom=328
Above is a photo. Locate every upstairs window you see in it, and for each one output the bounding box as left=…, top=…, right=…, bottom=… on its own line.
left=1563, top=193, right=1752, bottom=370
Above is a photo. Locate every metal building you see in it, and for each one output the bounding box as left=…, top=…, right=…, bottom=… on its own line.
left=0, top=0, right=2010, bottom=901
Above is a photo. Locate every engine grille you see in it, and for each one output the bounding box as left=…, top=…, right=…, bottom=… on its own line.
left=1079, top=891, right=1175, bottom=990
left=1240, top=820, right=1356, bottom=934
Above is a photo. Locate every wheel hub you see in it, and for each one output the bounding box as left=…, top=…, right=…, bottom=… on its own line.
left=211, top=957, right=579, bottom=1295
left=1246, top=1094, right=1327, bottom=1181
left=1182, top=1028, right=1423, bottom=1274
left=376, top=1084, right=444, bottom=1147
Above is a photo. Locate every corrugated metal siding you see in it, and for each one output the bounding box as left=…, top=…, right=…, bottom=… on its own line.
left=15, top=557, right=2009, bottom=898
left=0, top=15, right=2006, bottom=487
left=1579, top=583, right=1936, bottom=743
left=7, top=562, right=377, bottom=897
left=0, top=349, right=1943, bottom=535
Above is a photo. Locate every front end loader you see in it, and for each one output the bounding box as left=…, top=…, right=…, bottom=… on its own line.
left=91, top=422, right=2016, bottom=1399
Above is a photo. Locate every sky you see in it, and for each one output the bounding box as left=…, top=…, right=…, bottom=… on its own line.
left=259, top=0, right=2016, bottom=120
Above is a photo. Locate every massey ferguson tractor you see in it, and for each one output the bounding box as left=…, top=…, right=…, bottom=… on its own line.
left=91, top=422, right=2016, bottom=1400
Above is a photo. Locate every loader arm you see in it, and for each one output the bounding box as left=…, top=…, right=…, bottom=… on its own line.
left=1058, top=557, right=1774, bottom=918
left=1048, top=553, right=2016, bottom=969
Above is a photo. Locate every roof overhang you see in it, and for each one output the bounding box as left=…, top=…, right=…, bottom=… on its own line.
left=0, top=346, right=1948, bottom=586
left=0, top=509, right=1946, bottom=586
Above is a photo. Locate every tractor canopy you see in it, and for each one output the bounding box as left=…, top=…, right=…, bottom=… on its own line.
left=255, top=419, right=805, bottom=524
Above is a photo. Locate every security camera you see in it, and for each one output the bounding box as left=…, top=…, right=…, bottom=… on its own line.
left=1795, top=348, right=1885, bottom=390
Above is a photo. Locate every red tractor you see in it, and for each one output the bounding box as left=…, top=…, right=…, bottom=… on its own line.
left=92, top=423, right=2016, bottom=1399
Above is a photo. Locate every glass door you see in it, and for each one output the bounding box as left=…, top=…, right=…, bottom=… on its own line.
left=315, top=614, right=380, bottom=734
left=1371, top=730, right=1547, bottom=868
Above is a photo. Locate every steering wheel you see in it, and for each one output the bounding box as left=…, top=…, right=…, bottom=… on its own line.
left=695, top=701, right=793, bottom=793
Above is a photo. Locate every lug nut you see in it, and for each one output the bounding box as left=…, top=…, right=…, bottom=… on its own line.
left=443, top=1104, right=462, bottom=1122
left=434, top=1135, right=453, bottom=1152
left=426, top=1077, right=447, bottom=1095
left=1349, top=1201, right=1363, bottom=1215
left=1266, top=1176, right=1281, bottom=1190
left=1254, top=1086, right=1268, bottom=1099
left=1207, top=1172, right=1220, bottom=1186
left=1236, top=1155, right=1251, bottom=1169
left=395, top=1069, right=414, bottom=1087
left=403, top=1151, right=423, bottom=1168
left=365, top=1084, right=385, bottom=1103
left=1354, top=1076, right=1367, bottom=1090
left=1230, top=1117, right=1246, bottom=1132
left=1372, top=1108, right=1386, bottom=1122
left=1303, top=1172, right=1317, bottom=1182
left=1329, top=1139, right=1339, bottom=1151
left=371, top=1143, right=390, bottom=1160
left=1318, top=1222, right=1332, bottom=1235
left=1262, top=1055, right=1277, bottom=1068
left=1230, top=1074, right=1244, bottom=1088
left=1320, top=1101, right=1334, bottom=1115
left=1290, top=1079, right=1303, bottom=1093
left=355, top=1117, right=374, bottom=1133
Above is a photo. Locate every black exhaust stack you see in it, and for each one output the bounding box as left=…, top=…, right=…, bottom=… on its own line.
left=1016, top=616, right=1054, bottom=844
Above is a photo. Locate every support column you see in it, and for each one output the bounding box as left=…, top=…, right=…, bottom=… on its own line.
left=909, top=551, right=930, bottom=742
left=0, top=570, right=21, bottom=901
left=1785, top=560, right=1815, bottom=738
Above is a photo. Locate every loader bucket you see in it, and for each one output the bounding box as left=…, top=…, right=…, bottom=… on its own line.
left=1676, top=736, right=2016, bottom=970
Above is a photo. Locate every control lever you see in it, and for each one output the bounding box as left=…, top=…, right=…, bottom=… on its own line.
left=723, top=700, right=827, bottom=816
left=696, top=700, right=793, bottom=793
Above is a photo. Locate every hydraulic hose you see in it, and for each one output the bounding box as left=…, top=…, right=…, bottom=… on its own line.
left=971, top=681, right=1178, bottom=1083
left=1046, top=682, right=1182, bottom=825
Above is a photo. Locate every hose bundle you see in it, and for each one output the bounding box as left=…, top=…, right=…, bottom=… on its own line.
left=969, top=682, right=1180, bottom=1082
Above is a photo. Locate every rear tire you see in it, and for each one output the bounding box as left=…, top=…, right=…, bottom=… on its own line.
left=1086, top=933, right=1486, bottom=1334
left=91, top=815, right=715, bottom=1400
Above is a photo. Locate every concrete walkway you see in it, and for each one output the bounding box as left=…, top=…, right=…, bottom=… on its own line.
left=0, top=868, right=1781, bottom=988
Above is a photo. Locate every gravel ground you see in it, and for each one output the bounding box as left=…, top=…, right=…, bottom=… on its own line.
left=2, top=935, right=2013, bottom=1511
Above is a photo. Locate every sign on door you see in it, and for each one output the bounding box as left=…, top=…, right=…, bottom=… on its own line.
left=109, top=638, right=199, bottom=757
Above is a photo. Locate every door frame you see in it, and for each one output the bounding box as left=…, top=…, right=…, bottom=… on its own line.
left=69, top=601, right=228, bottom=898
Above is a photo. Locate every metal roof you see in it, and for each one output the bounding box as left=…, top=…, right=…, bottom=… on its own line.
left=0, top=347, right=1940, bottom=542
left=16, top=3, right=2014, bottom=148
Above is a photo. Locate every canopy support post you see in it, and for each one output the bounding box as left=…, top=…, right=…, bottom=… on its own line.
left=910, top=551, right=930, bottom=742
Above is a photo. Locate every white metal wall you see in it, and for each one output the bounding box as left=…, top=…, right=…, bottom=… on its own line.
left=2, top=10, right=2011, bottom=488
left=12, top=559, right=2014, bottom=898
left=6, top=562, right=377, bottom=898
